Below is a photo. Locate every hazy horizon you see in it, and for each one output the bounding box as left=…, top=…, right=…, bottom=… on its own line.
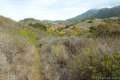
left=0, top=0, right=120, bottom=21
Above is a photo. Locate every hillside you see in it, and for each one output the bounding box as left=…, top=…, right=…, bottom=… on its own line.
left=66, top=5, right=120, bottom=25
left=17, top=5, right=120, bottom=27
left=0, top=16, right=17, bottom=27
left=0, top=5, right=120, bottom=80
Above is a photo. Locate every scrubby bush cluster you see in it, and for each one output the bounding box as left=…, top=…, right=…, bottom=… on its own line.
left=40, top=37, right=120, bottom=80
left=0, top=17, right=120, bottom=80
left=89, top=19, right=120, bottom=37
left=0, top=27, right=43, bottom=80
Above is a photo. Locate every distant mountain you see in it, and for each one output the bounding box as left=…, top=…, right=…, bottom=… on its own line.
left=19, top=18, right=65, bottom=25
left=66, top=5, right=120, bottom=25
left=18, top=5, right=120, bottom=27
left=19, top=18, right=54, bottom=26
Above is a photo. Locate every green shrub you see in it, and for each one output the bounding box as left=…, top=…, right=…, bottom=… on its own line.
left=87, top=20, right=93, bottom=23
left=18, top=28, right=38, bottom=45
left=30, top=23, right=47, bottom=31
left=68, top=52, right=120, bottom=80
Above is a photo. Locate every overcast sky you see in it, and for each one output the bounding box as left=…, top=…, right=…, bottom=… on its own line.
left=0, top=0, right=120, bottom=21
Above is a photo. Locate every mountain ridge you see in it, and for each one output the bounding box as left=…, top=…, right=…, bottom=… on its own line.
left=0, top=5, right=120, bottom=26
left=65, top=5, right=120, bottom=25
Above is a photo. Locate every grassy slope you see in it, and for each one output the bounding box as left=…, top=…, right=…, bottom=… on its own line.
left=0, top=16, right=120, bottom=80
